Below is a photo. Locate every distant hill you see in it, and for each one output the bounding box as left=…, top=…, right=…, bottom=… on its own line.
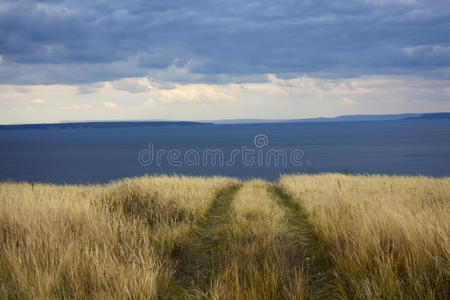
left=212, top=113, right=450, bottom=124
left=405, top=112, right=450, bottom=120
left=0, top=121, right=212, bottom=130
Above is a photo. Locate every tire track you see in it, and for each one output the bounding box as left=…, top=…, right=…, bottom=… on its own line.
left=163, top=184, right=241, bottom=299
left=270, top=185, right=336, bottom=299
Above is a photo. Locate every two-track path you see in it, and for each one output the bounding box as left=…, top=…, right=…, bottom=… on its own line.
left=164, top=184, right=241, bottom=299
left=163, top=182, right=333, bottom=299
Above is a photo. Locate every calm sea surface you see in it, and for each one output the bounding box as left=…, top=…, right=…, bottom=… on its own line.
left=1, top=120, right=449, bottom=184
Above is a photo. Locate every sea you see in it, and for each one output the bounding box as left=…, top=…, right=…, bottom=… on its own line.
left=1, top=120, right=449, bottom=184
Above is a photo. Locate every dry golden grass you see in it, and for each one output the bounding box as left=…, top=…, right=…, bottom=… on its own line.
left=1, top=174, right=449, bottom=299
left=208, top=180, right=307, bottom=300
left=280, top=174, right=450, bottom=299
left=0, top=175, right=238, bottom=299
left=102, top=176, right=238, bottom=255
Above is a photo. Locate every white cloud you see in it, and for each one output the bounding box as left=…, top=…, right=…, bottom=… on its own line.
left=60, top=104, right=93, bottom=110
left=160, top=85, right=233, bottom=103
left=143, top=98, right=156, bottom=106
left=342, top=97, right=356, bottom=104
left=265, top=74, right=373, bottom=97
left=104, top=102, right=118, bottom=108
left=1, top=73, right=449, bottom=124
left=31, top=98, right=43, bottom=104
left=25, top=106, right=32, bottom=111
left=0, top=87, right=24, bottom=101
left=60, top=104, right=81, bottom=110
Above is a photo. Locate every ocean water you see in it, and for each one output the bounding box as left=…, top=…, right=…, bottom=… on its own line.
left=1, top=120, right=449, bottom=184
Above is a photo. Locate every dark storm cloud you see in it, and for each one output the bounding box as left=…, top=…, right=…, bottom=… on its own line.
left=0, top=0, right=449, bottom=84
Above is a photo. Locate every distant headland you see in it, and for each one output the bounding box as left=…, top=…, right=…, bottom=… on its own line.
left=0, top=121, right=212, bottom=130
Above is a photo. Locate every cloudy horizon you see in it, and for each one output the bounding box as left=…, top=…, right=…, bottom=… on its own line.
left=1, top=0, right=449, bottom=124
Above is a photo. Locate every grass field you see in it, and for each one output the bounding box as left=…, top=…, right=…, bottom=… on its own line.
left=280, top=174, right=450, bottom=299
left=0, top=174, right=449, bottom=299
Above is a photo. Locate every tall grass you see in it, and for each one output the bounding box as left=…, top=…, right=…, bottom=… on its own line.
left=280, top=174, right=450, bottom=299
left=102, top=176, right=238, bottom=255
left=2, top=174, right=448, bottom=299
left=0, top=175, right=238, bottom=299
left=208, top=180, right=307, bottom=299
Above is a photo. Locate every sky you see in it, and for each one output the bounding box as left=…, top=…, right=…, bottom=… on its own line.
left=0, top=0, right=449, bottom=124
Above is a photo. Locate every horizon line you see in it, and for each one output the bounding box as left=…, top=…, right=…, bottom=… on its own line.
left=1, top=111, right=450, bottom=126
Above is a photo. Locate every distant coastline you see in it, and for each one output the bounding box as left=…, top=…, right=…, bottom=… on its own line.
left=212, top=112, right=450, bottom=124
left=1, top=112, right=449, bottom=130
left=0, top=121, right=212, bottom=130
left=404, top=112, right=450, bottom=120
